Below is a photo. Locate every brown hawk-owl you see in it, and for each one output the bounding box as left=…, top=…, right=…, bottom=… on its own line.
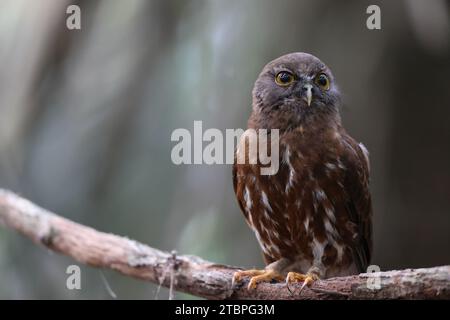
left=232, top=52, right=372, bottom=290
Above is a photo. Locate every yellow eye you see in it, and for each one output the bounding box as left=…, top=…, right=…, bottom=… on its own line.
left=275, top=71, right=295, bottom=86
left=315, top=73, right=330, bottom=90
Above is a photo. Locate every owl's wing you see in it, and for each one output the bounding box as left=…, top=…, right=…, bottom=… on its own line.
left=232, top=131, right=260, bottom=225
left=341, top=134, right=373, bottom=273
left=232, top=161, right=244, bottom=213
left=232, top=156, right=251, bottom=224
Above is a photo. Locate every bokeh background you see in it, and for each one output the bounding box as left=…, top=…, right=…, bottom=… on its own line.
left=0, top=0, right=449, bottom=299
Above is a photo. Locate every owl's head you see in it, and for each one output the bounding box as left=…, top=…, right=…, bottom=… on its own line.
left=251, top=52, right=341, bottom=130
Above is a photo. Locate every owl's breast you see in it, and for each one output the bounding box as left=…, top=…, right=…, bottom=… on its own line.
left=235, top=130, right=356, bottom=276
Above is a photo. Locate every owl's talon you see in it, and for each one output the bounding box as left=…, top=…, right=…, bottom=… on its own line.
left=285, top=272, right=319, bottom=293
left=232, top=269, right=262, bottom=286
left=286, top=281, right=294, bottom=295
left=232, top=269, right=283, bottom=290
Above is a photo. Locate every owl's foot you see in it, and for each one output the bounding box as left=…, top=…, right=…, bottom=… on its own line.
left=232, top=269, right=284, bottom=290
left=285, top=272, right=319, bottom=293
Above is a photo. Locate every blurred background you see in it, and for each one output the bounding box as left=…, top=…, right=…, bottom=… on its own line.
left=0, top=0, right=449, bottom=299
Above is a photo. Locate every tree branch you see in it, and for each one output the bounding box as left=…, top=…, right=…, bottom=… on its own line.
left=0, top=189, right=449, bottom=299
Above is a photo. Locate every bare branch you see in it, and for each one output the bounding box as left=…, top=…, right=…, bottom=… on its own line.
left=0, top=189, right=449, bottom=299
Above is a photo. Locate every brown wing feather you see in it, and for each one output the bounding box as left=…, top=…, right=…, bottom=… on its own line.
left=341, top=133, right=373, bottom=273
left=233, top=152, right=255, bottom=230
left=233, top=161, right=248, bottom=222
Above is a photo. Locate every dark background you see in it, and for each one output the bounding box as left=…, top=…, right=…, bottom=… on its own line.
left=0, top=0, right=449, bottom=299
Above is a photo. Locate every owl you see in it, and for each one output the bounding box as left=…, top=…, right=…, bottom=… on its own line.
left=232, top=52, right=372, bottom=291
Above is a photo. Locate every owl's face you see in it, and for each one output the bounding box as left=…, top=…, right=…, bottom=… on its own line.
left=252, top=53, right=341, bottom=128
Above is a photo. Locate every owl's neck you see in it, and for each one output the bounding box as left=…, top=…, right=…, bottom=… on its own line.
left=248, top=105, right=342, bottom=135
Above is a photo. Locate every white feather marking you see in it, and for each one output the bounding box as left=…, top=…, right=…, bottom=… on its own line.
left=284, top=146, right=295, bottom=193
left=315, top=189, right=327, bottom=201
left=243, top=186, right=252, bottom=211
left=337, top=159, right=346, bottom=170
left=260, top=220, right=269, bottom=235
left=311, top=238, right=325, bottom=265
left=324, top=205, right=336, bottom=223
left=312, top=199, right=318, bottom=212
left=247, top=212, right=253, bottom=226
left=359, top=142, right=369, bottom=158
left=271, top=230, right=280, bottom=240
left=359, top=142, right=370, bottom=172
left=325, top=162, right=337, bottom=170
left=261, top=191, right=273, bottom=212
left=334, top=243, right=344, bottom=262
left=324, top=219, right=338, bottom=237
left=304, top=216, right=310, bottom=232
left=253, top=228, right=269, bottom=254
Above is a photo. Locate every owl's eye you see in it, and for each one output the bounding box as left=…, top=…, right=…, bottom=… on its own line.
left=315, top=73, right=330, bottom=90
left=275, top=71, right=295, bottom=86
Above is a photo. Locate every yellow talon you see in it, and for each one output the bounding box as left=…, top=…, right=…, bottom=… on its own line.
left=285, top=272, right=319, bottom=293
left=233, top=269, right=284, bottom=290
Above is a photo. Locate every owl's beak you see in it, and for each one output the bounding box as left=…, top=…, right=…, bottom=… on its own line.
left=302, top=84, right=313, bottom=106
